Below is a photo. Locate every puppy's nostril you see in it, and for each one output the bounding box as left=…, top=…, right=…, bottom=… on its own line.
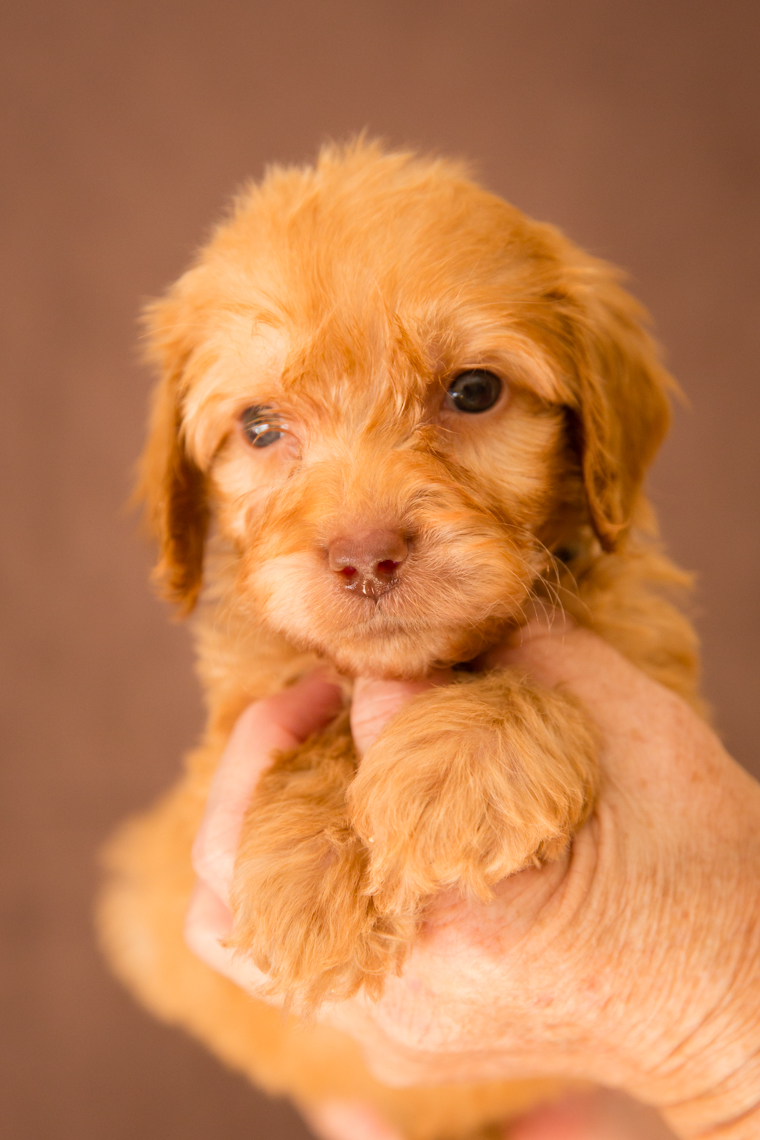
left=327, top=530, right=410, bottom=599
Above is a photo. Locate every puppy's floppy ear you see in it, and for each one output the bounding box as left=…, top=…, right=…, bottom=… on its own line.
left=564, top=261, right=673, bottom=551
left=137, top=296, right=209, bottom=614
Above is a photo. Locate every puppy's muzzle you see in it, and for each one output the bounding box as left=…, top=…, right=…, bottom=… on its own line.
left=327, top=529, right=409, bottom=600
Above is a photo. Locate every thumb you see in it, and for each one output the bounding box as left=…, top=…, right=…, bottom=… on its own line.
left=193, top=671, right=343, bottom=904
left=351, top=670, right=452, bottom=756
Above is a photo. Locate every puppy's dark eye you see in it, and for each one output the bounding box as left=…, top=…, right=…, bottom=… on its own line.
left=240, top=405, right=285, bottom=449
left=447, top=370, right=502, bottom=413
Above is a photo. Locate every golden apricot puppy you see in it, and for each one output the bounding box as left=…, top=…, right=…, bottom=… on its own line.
left=99, top=140, right=701, bottom=1139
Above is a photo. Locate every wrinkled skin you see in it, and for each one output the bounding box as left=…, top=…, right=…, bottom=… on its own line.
left=187, top=620, right=760, bottom=1140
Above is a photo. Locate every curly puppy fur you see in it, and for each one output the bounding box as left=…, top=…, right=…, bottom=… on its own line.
left=99, top=140, right=701, bottom=1139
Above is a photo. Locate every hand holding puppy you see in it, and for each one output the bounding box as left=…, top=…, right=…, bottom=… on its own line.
left=187, top=621, right=760, bottom=1140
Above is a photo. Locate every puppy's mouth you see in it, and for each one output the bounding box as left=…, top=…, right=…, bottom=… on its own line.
left=334, top=587, right=513, bottom=640
left=335, top=566, right=403, bottom=603
left=338, top=602, right=415, bottom=636
left=249, top=537, right=539, bottom=676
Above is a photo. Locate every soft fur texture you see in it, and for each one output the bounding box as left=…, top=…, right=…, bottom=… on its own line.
left=99, top=141, right=701, bottom=1138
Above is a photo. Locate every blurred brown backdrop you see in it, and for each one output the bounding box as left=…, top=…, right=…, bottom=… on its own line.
left=1, top=2, right=758, bottom=1138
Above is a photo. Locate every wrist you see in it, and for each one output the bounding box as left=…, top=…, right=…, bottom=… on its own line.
left=648, top=943, right=760, bottom=1139
left=626, top=867, right=760, bottom=1138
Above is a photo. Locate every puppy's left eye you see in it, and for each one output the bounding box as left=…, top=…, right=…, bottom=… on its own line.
left=240, top=405, right=285, bottom=449
left=447, top=370, right=502, bottom=413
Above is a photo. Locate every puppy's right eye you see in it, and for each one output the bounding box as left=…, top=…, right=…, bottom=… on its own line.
left=446, top=370, right=502, bottom=413
left=240, top=405, right=285, bottom=449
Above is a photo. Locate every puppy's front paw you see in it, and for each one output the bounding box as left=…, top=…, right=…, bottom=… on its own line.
left=347, top=672, right=598, bottom=916
left=227, top=714, right=411, bottom=1011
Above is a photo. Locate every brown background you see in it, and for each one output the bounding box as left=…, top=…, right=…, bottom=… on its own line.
left=1, top=2, right=758, bottom=1138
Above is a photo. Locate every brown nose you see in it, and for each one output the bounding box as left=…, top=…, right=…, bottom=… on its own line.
left=328, top=529, right=409, bottom=599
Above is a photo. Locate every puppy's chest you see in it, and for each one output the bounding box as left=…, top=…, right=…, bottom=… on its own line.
left=194, top=613, right=320, bottom=733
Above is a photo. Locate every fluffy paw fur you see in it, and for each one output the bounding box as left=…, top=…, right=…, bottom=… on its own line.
left=347, top=671, right=600, bottom=918
left=227, top=679, right=598, bottom=1006
left=227, top=712, right=413, bottom=1010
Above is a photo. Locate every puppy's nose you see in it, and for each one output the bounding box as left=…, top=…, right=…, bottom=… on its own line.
left=328, top=530, right=409, bottom=599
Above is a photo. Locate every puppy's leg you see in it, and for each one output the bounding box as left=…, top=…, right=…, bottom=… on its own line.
left=227, top=712, right=412, bottom=1011
left=347, top=671, right=598, bottom=917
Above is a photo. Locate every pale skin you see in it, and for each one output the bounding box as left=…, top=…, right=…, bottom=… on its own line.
left=186, top=621, right=760, bottom=1140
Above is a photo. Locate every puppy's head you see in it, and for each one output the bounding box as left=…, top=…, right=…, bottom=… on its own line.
left=140, top=141, right=671, bottom=678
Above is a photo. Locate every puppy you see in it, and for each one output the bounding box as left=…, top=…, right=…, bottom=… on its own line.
left=99, top=140, right=701, bottom=1139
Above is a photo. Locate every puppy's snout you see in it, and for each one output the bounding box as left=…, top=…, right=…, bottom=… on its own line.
left=328, top=530, right=409, bottom=600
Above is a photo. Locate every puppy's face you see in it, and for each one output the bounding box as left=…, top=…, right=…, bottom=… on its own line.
left=142, top=145, right=671, bottom=678
left=185, top=311, right=567, bottom=677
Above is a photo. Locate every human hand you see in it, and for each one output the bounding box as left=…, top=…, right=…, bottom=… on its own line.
left=185, top=622, right=760, bottom=1140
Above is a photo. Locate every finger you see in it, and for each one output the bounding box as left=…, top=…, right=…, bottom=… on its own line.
left=193, top=672, right=343, bottom=903
left=184, top=880, right=273, bottom=997
left=302, top=1100, right=404, bottom=1140
left=184, top=879, right=233, bottom=967
left=507, top=1095, right=592, bottom=1139
left=508, top=1090, right=674, bottom=1139
left=351, top=669, right=452, bottom=756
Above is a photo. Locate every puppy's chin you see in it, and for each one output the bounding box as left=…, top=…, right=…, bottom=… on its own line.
left=312, top=621, right=504, bottom=680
